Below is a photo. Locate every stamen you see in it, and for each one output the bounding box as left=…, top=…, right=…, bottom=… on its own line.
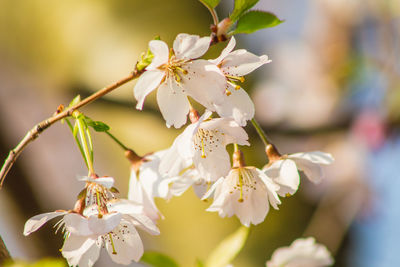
left=109, top=233, right=117, bottom=254
left=225, top=89, right=232, bottom=96
left=176, top=67, right=188, bottom=74
left=174, top=72, right=181, bottom=82
left=201, top=139, right=206, bottom=158
left=238, top=170, right=244, bottom=203
left=226, top=75, right=245, bottom=83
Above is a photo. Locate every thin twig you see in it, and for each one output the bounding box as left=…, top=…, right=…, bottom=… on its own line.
left=0, top=70, right=142, bottom=188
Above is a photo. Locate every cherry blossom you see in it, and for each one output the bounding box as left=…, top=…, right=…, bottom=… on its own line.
left=266, top=237, right=334, bottom=267
left=24, top=199, right=159, bottom=267
left=128, top=150, right=171, bottom=222
left=210, top=36, right=271, bottom=126
left=159, top=110, right=249, bottom=182
left=134, top=33, right=226, bottom=128
left=264, top=150, right=334, bottom=197
left=203, top=166, right=281, bottom=227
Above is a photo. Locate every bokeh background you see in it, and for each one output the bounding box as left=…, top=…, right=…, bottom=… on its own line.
left=0, top=0, right=399, bottom=266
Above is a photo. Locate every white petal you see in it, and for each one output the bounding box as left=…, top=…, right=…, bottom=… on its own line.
left=173, top=34, right=211, bottom=60
left=105, top=222, right=144, bottom=264
left=201, top=117, right=249, bottom=146
left=88, top=213, right=122, bottom=235
left=209, top=36, right=236, bottom=65
left=134, top=70, right=165, bottom=110
left=64, top=213, right=92, bottom=236
left=221, top=50, right=271, bottom=76
left=157, top=78, right=190, bottom=128
left=256, top=169, right=281, bottom=210
left=147, top=40, right=169, bottom=70
left=288, top=151, right=334, bottom=165
left=193, top=146, right=231, bottom=182
left=125, top=214, right=160, bottom=236
left=79, top=176, right=115, bottom=188
left=292, top=158, right=324, bottom=184
left=62, top=235, right=100, bottom=267
left=192, top=180, right=209, bottom=199
left=265, top=159, right=300, bottom=197
left=267, top=237, right=334, bottom=267
left=23, top=211, right=67, bottom=236
left=182, top=60, right=226, bottom=110
left=214, top=84, right=255, bottom=126
left=141, top=150, right=174, bottom=198
left=128, top=169, right=162, bottom=221
left=202, top=177, right=223, bottom=200
left=158, top=145, right=191, bottom=177
left=107, top=199, right=143, bottom=215
left=169, top=176, right=194, bottom=197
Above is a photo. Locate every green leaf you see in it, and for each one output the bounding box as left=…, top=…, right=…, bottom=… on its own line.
left=195, top=259, right=205, bottom=267
left=73, top=121, right=79, bottom=138
left=84, top=117, right=110, bottom=132
left=205, top=226, right=250, bottom=267
left=234, top=11, right=283, bottom=34
left=230, top=0, right=259, bottom=21
left=198, top=0, right=221, bottom=9
left=5, top=258, right=67, bottom=267
left=68, top=95, right=81, bottom=108
left=141, top=251, right=179, bottom=267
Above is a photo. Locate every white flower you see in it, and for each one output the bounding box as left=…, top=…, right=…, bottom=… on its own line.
left=266, top=237, right=334, bottom=267
left=167, top=167, right=209, bottom=199
left=134, top=33, right=226, bottom=128
left=210, top=36, right=271, bottom=126
left=203, top=166, right=281, bottom=227
left=128, top=151, right=171, bottom=222
left=264, top=151, right=334, bottom=197
left=159, top=110, right=249, bottom=182
left=24, top=200, right=159, bottom=267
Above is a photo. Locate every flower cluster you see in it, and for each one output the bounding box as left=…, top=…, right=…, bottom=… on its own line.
left=129, top=33, right=334, bottom=228
left=23, top=33, right=335, bottom=266
left=24, top=177, right=159, bottom=267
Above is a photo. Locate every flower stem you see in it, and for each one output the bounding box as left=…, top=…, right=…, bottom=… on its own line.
left=105, top=131, right=129, bottom=151
left=251, top=118, right=271, bottom=147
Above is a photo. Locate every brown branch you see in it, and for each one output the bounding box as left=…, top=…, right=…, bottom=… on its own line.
left=0, top=235, right=11, bottom=264
left=0, top=70, right=142, bottom=189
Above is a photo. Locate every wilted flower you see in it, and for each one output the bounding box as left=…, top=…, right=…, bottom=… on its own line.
left=266, top=237, right=334, bottom=267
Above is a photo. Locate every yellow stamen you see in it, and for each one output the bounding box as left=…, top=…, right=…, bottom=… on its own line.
left=238, top=170, right=244, bottom=202
left=226, top=75, right=245, bottom=83
left=174, top=72, right=181, bottom=82
left=225, top=89, right=232, bottom=96
left=235, top=85, right=241, bottom=90
left=201, top=139, right=206, bottom=158
left=176, top=67, right=188, bottom=74
left=109, top=233, right=117, bottom=254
